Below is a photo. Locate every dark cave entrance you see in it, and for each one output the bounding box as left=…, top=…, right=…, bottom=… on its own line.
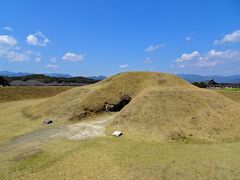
left=104, top=95, right=132, bottom=112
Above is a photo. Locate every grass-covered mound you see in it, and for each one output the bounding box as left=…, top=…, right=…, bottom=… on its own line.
left=27, top=72, right=240, bottom=142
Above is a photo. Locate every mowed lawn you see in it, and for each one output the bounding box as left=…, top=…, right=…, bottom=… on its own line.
left=0, top=87, right=240, bottom=179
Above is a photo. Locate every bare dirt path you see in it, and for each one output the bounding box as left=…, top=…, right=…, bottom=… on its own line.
left=51, top=117, right=112, bottom=140
left=0, top=114, right=115, bottom=156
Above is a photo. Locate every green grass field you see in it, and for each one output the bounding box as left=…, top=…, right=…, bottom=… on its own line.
left=221, top=88, right=240, bottom=92
left=1, top=82, right=240, bottom=179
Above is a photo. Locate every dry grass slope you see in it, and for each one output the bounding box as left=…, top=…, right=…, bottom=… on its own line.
left=215, top=89, right=240, bottom=103
left=0, top=86, right=73, bottom=103
left=27, top=72, right=240, bottom=142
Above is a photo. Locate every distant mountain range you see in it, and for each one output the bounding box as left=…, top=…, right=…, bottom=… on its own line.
left=46, top=73, right=72, bottom=78
left=0, top=71, right=72, bottom=78
left=87, top=75, right=107, bottom=80
left=177, top=74, right=240, bottom=83
left=0, top=71, right=107, bottom=80
left=1, top=71, right=240, bottom=83
left=0, top=71, right=32, bottom=77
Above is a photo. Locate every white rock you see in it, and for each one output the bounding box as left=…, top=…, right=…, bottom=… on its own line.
left=112, top=131, right=123, bottom=137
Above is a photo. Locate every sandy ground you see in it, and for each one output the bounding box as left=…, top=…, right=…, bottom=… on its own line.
left=0, top=114, right=114, bottom=157
left=51, top=118, right=112, bottom=140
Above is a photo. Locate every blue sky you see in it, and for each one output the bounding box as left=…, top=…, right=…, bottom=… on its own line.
left=0, top=0, right=240, bottom=76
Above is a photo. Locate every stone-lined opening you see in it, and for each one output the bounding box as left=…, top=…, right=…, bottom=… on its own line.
left=104, top=95, right=131, bottom=112
left=70, top=95, right=132, bottom=121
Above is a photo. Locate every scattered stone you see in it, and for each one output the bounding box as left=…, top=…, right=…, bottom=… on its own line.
left=43, top=119, right=53, bottom=124
left=105, top=104, right=114, bottom=112
left=104, top=95, right=132, bottom=112
left=112, top=131, right=123, bottom=137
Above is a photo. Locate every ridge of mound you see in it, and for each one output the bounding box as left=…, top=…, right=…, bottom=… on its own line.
left=27, top=72, right=240, bottom=142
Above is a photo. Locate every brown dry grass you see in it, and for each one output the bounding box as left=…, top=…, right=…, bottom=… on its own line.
left=1, top=74, right=240, bottom=179
left=2, top=138, right=240, bottom=180
left=0, top=100, right=45, bottom=145
left=26, top=72, right=240, bottom=142
left=215, top=89, right=240, bottom=103
left=0, top=86, right=73, bottom=103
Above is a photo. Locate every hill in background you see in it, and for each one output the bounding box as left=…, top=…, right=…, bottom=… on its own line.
left=178, top=74, right=240, bottom=83
left=3, top=70, right=240, bottom=83
left=0, top=74, right=98, bottom=86
left=0, top=71, right=72, bottom=78
left=0, top=71, right=107, bottom=86
left=0, top=71, right=107, bottom=79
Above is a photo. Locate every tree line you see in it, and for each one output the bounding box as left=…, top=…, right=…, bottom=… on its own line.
left=0, top=74, right=98, bottom=86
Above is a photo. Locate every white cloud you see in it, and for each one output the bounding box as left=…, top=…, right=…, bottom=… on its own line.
left=174, top=49, right=240, bottom=68
left=145, top=44, right=164, bottom=52
left=143, top=57, right=152, bottom=64
left=119, top=64, right=129, bottom=68
left=0, top=35, right=42, bottom=63
left=46, top=64, right=59, bottom=69
left=214, top=29, right=240, bottom=45
left=50, top=57, right=57, bottom=63
left=62, top=52, right=84, bottom=62
left=207, top=49, right=239, bottom=59
left=46, top=57, right=59, bottom=68
left=26, top=32, right=49, bottom=47
left=27, top=52, right=42, bottom=63
left=147, top=66, right=155, bottom=71
left=185, top=36, right=191, bottom=41
left=175, top=51, right=200, bottom=62
left=0, top=49, right=29, bottom=62
left=35, top=57, right=42, bottom=63
left=0, top=35, right=29, bottom=62
left=0, top=35, right=17, bottom=46
left=3, top=26, right=13, bottom=32
left=7, top=51, right=28, bottom=62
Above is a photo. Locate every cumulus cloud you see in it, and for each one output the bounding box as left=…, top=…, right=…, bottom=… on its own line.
left=3, top=26, right=13, bottom=32
left=0, top=35, right=29, bottom=62
left=46, top=64, right=59, bottom=69
left=35, top=57, right=42, bottom=63
left=50, top=57, right=57, bottom=63
left=175, top=51, right=200, bottom=62
left=0, top=50, right=29, bottom=62
left=147, top=66, right=155, bottom=71
left=143, top=57, right=152, bottom=64
left=174, top=49, right=240, bottom=68
left=185, top=36, right=191, bottom=41
left=145, top=44, right=164, bottom=52
left=46, top=57, right=59, bottom=68
left=0, top=35, right=17, bottom=46
left=119, top=64, right=129, bottom=68
left=62, top=52, right=84, bottom=62
left=26, top=32, right=49, bottom=46
left=27, top=52, right=42, bottom=63
left=214, top=29, right=240, bottom=45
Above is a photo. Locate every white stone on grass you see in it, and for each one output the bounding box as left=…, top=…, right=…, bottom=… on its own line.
left=112, top=131, right=123, bottom=137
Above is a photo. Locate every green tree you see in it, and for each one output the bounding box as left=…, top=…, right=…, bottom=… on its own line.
left=0, top=76, right=10, bottom=86
left=192, top=82, right=207, bottom=88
